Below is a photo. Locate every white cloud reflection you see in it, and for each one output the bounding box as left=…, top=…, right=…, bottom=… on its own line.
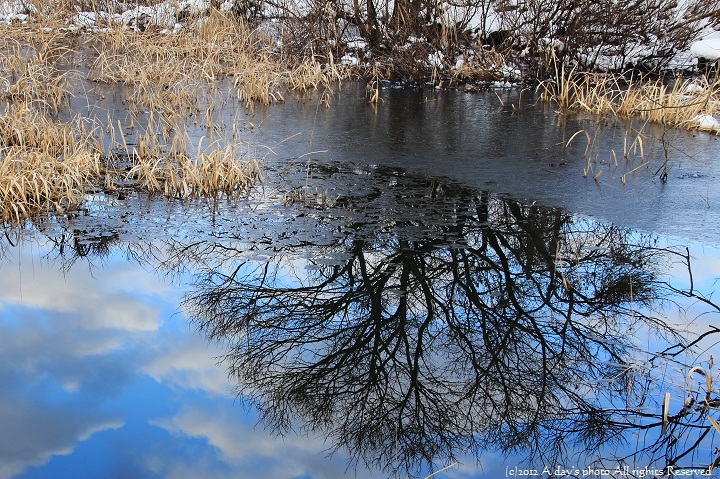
left=143, top=335, right=232, bottom=398
left=0, top=251, right=164, bottom=332
left=0, top=411, right=122, bottom=479
left=0, top=241, right=381, bottom=479
left=151, top=402, right=377, bottom=479
left=0, top=245, right=171, bottom=477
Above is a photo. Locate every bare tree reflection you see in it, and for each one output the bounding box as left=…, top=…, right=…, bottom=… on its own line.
left=2, top=163, right=718, bottom=477
left=175, top=166, right=719, bottom=477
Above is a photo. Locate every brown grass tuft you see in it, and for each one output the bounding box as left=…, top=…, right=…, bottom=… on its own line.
left=127, top=143, right=261, bottom=199
left=540, top=67, right=720, bottom=133
left=0, top=37, right=73, bottom=113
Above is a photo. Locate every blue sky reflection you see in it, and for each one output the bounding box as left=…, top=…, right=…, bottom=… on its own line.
left=0, top=241, right=379, bottom=479
left=1, top=229, right=719, bottom=479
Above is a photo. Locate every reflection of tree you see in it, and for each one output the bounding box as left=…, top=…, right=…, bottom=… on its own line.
left=2, top=164, right=718, bottom=477
left=0, top=221, right=120, bottom=272
left=175, top=168, right=717, bottom=477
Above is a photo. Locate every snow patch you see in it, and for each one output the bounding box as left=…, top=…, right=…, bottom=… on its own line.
left=178, top=0, right=210, bottom=17
left=684, top=83, right=705, bottom=94
left=428, top=51, right=445, bottom=69
left=346, top=39, right=367, bottom=51
left=219, top=0, right=235, bottom=13
left=0, top=0, right=30, bottom=24
left=341, top=53, right=359, bottom=66
left=692, top=114, right=720, bottom=130
left=690, top=39, right=720, bottom=61
left=63, top=0, right=210, bottom=32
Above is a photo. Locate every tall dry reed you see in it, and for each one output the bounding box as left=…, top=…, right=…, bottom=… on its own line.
left=0, top=37, right=73, bottom=113
left=127, top=143, right=261, bottom=199
left=0, top=106, right=103, bottom=222
left=540, top=68, right=720, bottom=133
left=85, top=11, right=350, bottom=114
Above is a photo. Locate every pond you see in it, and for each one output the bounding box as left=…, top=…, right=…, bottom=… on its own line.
left=2, top=81, right=720, bottom=479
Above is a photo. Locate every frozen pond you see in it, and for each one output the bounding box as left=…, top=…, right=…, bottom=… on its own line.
left=2, top=83, right=720, bottom=479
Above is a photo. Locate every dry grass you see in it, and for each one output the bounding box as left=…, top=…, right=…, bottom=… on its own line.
left=0, top=146, right=101, bottom=222
left=0, top=105, right=98, bottom=154
left=0, top=37, right=73, bottom=113
left=0, top=105, right=102, bottom=223
left=0, top=7, right=349, bottom=222
left=85, top=12, right=350, bottom=113
left=288, top=55, right=344, bottom=91
left=88, top=28, right=223, bottom=116
left=113, top=114, right=260, bottom=199
left=657, top=364, right=720, bottom=470
left=86, top=13, right=249, bottom=82
left=451, top=49, right=508, bottom=84
left=127, top=143, right=261, bottom=199
left=540, top=68, right=720, bottom=133
left=565, top=126, right=647, bottom=183
left=232, top=52, right=287, bottom=109
left=233, top=51, right=346, bottom=109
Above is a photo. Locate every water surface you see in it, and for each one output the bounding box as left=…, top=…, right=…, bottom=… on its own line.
left=2, top=83, right=720, bottom=479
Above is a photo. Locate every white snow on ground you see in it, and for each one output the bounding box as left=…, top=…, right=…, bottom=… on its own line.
left=340, top=53, right=359, bottom=66
left=0, top=0, right=30, bottom=24
left=346, top=39, right=367, bottom=50
left=69, top=12, right=107, bottom=30
left=31, top=0, right=215, bottom=31
left=104, top=0, right=210, bottom=31
left=685, top=82, right=705, bottom=93
left=428, top=51, right=445, bottom=69
left=690, top=38, right=720, bottom=61
left=692, top=114, right=720, bottom=130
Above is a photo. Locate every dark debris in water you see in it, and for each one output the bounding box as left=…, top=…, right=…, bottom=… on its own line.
left=676, top=172, right=709, bottom=180
left=15, top=158, right=547, bottom=265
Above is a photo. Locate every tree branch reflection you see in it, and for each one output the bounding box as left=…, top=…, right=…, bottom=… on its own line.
left=3, top=164, right=718, bottom=477
left=172, top=168, right=717, bottom=476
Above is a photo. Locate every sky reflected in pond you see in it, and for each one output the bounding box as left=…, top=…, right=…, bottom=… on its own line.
left=0, top=239, right=378, bottom=479
left=1, top=158, right=719, bottom=479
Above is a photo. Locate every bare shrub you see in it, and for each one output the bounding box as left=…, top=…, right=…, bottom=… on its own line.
left=502, top=0, right=720, bottom=76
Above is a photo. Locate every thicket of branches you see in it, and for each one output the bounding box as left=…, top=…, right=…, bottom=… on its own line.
left=6, top=0, right=718, bottom=80
left=242, top=0, right=720, bottom=78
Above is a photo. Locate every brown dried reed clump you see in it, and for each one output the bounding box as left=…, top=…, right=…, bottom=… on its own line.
left=0, top=106, right=102, bottom=223
left=103, top=113, right=262, bottom=199
left=0, top=37, right=73, bottom=113
left=86, top=11, right=349, bottom=112
left=540, top=66, right=720, bottom=133
left=450, top=49, right=508, bottom=84
left=127, top=144, right=261, bottom=199
left=0, top=9, right=352, bottom=222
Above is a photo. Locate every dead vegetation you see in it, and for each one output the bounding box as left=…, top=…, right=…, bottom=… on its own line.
left=125, top=131, right=262, bottom=199
left=0, top=105, right=103, bottom=222
left=0, top=36, right=74, bottom=113
left=86, top=12, right=350, bottom=112
left=540, top=65, right=720, bottom=133
left=0, top=7, right=357, bottom=224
